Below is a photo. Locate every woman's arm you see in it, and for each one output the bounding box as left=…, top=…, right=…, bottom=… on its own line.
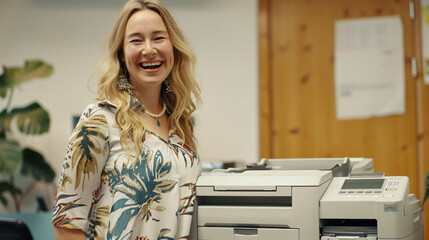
left=53, top=104, right=111, bottom=240
left=53, top=226, right=86, bottom=240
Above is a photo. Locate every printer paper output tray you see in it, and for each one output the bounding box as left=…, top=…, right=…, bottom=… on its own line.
left=321, top=225, right=377, bottom=240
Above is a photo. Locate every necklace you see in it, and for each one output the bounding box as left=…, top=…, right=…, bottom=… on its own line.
left=144, top=103, right=167, bottom=127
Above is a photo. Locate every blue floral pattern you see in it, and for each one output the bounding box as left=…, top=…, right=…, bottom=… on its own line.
left=53, top=101, right=201, bottom=240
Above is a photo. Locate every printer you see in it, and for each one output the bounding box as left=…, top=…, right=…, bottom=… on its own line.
left=194, top=158, right=424, bottom=240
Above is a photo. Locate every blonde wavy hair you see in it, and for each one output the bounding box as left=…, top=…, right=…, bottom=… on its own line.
left=95, top=0, right=200, bottom=155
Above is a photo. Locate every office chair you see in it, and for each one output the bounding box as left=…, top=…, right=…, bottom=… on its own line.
left=0, top=218, right=33, bottom=240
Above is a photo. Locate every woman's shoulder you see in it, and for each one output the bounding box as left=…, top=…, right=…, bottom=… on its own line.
left=77, top=99, right=118, bottom=123
left=83, top=99, right=117, bottom=115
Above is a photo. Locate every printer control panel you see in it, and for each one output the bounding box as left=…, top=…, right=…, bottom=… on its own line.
left=326, top=177, right=407, bottom=201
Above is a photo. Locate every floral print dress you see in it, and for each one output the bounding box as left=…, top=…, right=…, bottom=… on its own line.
left=52, top=101, right=201, bottom=240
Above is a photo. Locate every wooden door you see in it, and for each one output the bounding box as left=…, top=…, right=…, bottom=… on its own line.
left=259, top=0, right=427, bottom=237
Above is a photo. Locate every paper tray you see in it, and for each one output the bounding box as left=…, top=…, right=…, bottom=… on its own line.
left=198, top=206, right=293, bottom=227
left=198, top=226, right=299, bottom=240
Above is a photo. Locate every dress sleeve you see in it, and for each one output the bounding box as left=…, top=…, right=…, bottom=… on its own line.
left=176, top=149, right=201, bottom=239
left=52, top=103, right=110, bottom=233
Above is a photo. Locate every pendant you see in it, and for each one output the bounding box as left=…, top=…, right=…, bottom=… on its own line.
left=156, top=119, right=160, bottom=126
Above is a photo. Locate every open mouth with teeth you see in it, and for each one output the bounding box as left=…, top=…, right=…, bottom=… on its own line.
left=140, top=61, right=163, bottom=69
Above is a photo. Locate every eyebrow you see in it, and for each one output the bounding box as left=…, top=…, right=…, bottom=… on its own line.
left=125, top=30, right=168, bottom=39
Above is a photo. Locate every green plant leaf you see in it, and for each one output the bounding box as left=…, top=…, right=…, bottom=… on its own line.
left=2, top=102, right=50, bottom=135
left=0, top=109, right=6, bottom=134
left=424, top=171, right=429, bottom=206
left=0, top=181, right=22, bottom=207
left=0, top=139, right=23, bottom=174
left=21, top=147, right=55, bottom=182
left=0, top=60, right=53, bottom=98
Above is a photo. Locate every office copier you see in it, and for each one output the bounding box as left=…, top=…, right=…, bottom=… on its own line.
left=194, top=158, right=424, bottom=240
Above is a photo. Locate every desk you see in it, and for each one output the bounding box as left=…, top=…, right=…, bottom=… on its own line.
left=0, top=212, right=54, bottom=240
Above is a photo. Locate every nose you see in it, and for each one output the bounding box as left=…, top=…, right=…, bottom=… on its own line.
left=142, top=41, right=156, bottom=57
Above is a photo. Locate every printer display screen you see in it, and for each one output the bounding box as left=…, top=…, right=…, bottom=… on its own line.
left=341, top=179, right=385, bottom=189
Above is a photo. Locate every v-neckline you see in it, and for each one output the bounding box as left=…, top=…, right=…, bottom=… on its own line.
left=144, top=129, right=175, bottom=144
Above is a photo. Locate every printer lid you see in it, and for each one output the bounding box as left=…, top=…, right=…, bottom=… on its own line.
left=259, top=157, right=373, bottom=177
left=262, top=158, right=349, bottom=171
left=197, top=170, right=332, bottom=191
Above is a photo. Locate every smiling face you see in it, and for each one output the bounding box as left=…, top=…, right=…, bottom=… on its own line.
left=122, top=9, right=174, bottom=93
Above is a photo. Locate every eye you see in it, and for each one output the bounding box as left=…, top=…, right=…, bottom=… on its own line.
left=154, top=36, right=166, bottom=41
left=130, top=39, right=142, bottom=43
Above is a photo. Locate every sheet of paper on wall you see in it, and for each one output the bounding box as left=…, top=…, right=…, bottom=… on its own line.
left=334, top=16, right=405, bottom=120
left=422, top=0, right=429, bottom=84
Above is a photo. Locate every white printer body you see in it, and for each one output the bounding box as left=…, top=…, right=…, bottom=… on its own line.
left=194, top=158, right=424, bottom=240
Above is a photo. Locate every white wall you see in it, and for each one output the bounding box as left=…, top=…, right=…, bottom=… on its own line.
left=164, top=0, right=259, bottom=164
left=0, top=0, right=258, bottom=211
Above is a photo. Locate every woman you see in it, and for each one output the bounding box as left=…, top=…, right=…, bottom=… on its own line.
left=52, top=0, right=201, bottom=239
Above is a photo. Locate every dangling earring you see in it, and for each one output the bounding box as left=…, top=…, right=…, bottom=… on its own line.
left=164, top=75, right=173, bottom=93
left=116, top=63, right=134, bottom=95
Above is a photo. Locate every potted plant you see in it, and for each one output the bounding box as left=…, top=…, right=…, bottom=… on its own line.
left=0, top=60, right=55, bottom=211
